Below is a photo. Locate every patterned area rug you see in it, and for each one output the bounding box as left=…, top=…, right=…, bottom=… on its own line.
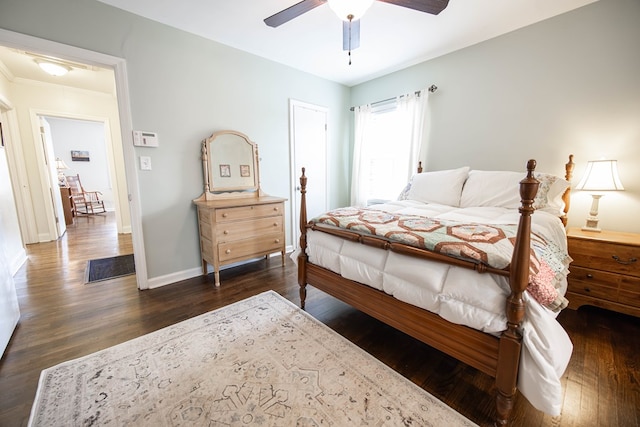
left=84, top=254, right=135, bottom=284
left=28, top=291, right=477, bottom=426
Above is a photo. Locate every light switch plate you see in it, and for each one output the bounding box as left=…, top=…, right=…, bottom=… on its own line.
left=140, top=156, right=152, bottom=171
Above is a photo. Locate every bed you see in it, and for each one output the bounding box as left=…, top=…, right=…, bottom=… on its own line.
left=295, top=156, right=575, bottom=426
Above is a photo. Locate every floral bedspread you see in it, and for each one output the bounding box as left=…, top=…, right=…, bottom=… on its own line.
left=311, top=207, right=570, bottom=311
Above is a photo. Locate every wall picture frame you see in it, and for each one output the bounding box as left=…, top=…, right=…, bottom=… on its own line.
left=70, top=150, right=90, bottom=162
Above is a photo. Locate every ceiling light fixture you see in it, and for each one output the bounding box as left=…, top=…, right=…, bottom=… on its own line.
left=327, top=0, right=374, bottom=65
left=327, top=0, right=374, bottom=21
left=36, top=60, right=71, bottom=77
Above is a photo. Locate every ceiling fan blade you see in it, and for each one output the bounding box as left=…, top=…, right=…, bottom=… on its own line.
left=264, top=0, right=327, bottom=28
left=377, top=0, right=450, bottom=15
left=343, top=20, right=360, bottom=51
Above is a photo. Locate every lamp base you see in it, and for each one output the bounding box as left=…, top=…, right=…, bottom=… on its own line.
left=582, top=217, right=601, bottom=232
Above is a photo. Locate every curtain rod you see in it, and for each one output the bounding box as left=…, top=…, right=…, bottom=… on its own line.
left=349, top=84, right=438, bottom=111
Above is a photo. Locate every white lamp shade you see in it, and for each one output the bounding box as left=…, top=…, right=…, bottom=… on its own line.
left=55, top=158, right=70, bottom=170
left=327, top=0, right=374, bottom=21
left=575, top=160, right=624, bottom=192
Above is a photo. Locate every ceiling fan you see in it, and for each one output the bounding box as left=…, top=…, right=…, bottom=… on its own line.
left=264, top=0, right=450, bottom=63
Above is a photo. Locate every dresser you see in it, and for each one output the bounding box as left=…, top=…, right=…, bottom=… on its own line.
left=193, top=130, right=287, bottom=287
left=566, top=227, right=640, bottom=317
left=194, top=196, right=286, bottom=286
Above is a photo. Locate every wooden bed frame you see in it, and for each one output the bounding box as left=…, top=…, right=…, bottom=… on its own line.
left=296, top=156, right=575, bottom=426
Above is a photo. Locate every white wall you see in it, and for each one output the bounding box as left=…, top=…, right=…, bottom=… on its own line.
left=351, top=0, right=640, bottom=233
left=46, top=116, right=115, bottom=210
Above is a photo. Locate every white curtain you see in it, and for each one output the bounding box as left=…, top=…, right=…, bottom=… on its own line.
left=350, top=104, right=373, bottom=206
left=350, top=89, right=429, bottom=207
left=396, top=89, right=428, bottom=182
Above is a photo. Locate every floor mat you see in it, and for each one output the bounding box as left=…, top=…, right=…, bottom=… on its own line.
left=85, top=254, right=135, bottom=283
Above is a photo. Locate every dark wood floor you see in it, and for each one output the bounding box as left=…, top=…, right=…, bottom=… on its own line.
left=0, top=213, right=638, bottom=426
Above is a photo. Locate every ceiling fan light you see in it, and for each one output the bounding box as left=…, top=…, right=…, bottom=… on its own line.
left=327, top=0, right=374, bottom=21
left=37, top=61, right=70, bottom=76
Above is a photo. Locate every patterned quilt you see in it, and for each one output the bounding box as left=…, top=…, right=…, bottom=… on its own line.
left=311, top=207, right=570, bottom=311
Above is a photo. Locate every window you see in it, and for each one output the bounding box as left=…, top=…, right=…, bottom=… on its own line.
left=351, top=90, right=428, bottom=206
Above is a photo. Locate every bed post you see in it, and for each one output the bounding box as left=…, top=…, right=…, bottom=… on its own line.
left=495, top=159, right=539, bottom=426
left=561, top=154, right=575, bottom=226
left=298, top=168, right=309, bottom=309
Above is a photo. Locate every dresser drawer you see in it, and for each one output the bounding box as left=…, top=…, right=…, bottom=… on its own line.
left=217, top=217, right=283, bottom=242
left=568, top=279, right=617, bottom=303
left=568, top=265, right=620, bottom=288
left=216, top=203, right=283, bottom=222
left=218, top=233, right=284, bottom=262
left=569, top=239, right=640, bottom=277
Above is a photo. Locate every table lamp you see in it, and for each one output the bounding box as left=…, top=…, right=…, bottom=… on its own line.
left=55, top=158, right=69, bottom=187
left=575, top=159, right=624, bottom=232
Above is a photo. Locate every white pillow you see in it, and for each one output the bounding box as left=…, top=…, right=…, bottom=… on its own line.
left=459, top=170, right=571, bottom=214
left=460, top=170, right=523, bottom=209
left=533, top=173, right=571, bottom=216
left=406, top=166, right=469, bottom=207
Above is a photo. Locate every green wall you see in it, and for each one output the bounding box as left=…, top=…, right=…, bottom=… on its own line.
left=1, top=0, right=638, bottom=287
left=351, top=0, right=640, bottom=232
left=0, top=0, right=351, bottom=281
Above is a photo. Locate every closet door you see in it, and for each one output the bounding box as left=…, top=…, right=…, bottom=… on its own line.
left=289, top=100, right=328, bottom=247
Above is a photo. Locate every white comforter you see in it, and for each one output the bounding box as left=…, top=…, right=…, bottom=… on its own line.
left=299, top=200, right=573, bottom=416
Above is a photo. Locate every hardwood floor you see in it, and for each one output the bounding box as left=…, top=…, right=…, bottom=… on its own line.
left=1, top=212, right=638, bottom=426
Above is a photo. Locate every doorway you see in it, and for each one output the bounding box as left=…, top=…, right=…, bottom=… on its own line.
left=0, top=29, right=148, bottom=289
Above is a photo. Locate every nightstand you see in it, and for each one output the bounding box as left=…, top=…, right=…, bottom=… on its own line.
left=566, top=227, right=640, bottom=317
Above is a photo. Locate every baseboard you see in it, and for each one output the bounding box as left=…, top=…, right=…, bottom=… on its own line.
left=147, top=267, right=204, bottom=289
left=9, top=249, right=28, bottom=276
left=146, top=246, right=295, bottom=290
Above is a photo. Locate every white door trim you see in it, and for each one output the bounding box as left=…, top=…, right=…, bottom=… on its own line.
left=0, top=28, right=148, bottom=290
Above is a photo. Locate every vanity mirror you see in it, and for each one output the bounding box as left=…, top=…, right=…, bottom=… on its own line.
left=195, top=130, right=261, bottom=200
left=193, top=130, right=287, bottom=286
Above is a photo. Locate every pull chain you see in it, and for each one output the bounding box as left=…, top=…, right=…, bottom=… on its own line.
left=347, top=14, right=353, bottom=65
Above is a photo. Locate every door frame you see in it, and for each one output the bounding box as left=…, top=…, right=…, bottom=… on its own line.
left=0, top=28, right=149, bottom=290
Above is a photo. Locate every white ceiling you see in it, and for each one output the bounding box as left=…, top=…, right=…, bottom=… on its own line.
left=95, top=0, right=597, bottom=87
left=0, top=0, right=596, bottom=90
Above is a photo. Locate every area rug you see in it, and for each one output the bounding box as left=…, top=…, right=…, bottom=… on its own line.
left=84, top=254, right=135, bottom=284
left=28, top=291, right=477, bottom=426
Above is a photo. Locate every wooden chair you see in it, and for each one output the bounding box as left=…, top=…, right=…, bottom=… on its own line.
left=65, top=174, right=106, bottom=215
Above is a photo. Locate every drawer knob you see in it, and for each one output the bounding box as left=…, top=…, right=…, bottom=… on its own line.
left=222, top=213, right=228, bottom=218
left=275, top=239, right=280, bottom=243
left=225, top=249, right=231, bottom=254
left=586, top=274, right=593, bottom=279
left=612, top=255, right=638, bottom=265
left=273, top=207, right=279, bottom=211
left=584, top=287, right=591, bottom=293
left=273, top=222, right=278, bottom=227
left=223, top=230, right=229, bottom=235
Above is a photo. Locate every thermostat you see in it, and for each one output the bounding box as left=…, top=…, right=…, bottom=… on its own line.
left=133, top=130, right=159, bottom=147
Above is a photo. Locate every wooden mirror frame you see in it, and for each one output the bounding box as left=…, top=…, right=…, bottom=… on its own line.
left=195, top=130, right=263, bottom=201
